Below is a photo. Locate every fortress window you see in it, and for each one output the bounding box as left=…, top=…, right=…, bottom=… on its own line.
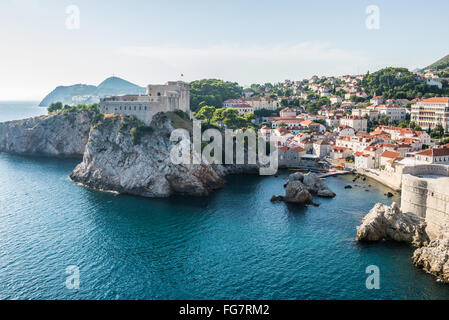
left=139, top=106, right=141, bottom=111
left=145, top=106, right=147, bottom=111
left=134, top=106, right=136, bottom=110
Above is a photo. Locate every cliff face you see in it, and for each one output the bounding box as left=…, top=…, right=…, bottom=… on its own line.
left=357, top=202, right=449, bottom=283
left=70, top=113, right=227, bottom=197
left=0, top=110, right=94, bottom=158
left=413, top=239, right=449, bottom=283
left=356, top=202, right=429, bottom=247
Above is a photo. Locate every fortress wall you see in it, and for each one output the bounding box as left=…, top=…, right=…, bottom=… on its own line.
left=401, top=165, right=449, bottom=240
left=402, top=164, right=449, bottom=176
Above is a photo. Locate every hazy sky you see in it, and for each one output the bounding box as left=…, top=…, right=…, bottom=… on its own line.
left=1, top=0, right=448, bottom=100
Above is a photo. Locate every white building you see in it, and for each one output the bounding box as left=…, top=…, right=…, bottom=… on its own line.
left=313, top=140, right=330, bottom=158
left=426, top=78, right=443, bottom=89
left=233, top=104, right=254, bottom=117
left=376, top=105, right=407, bottom=122
left=411, top=97, right=449, bottom=131
left=355, top=152, right=376, bottom=169
left=340, top=116, right=368, bottom=132
left=330, top=96, right=342, bottom=105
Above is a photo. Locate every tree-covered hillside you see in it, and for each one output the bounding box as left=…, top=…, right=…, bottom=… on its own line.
left=190, top=79, right=243, bottom=112
left=425, top=54, right=449, bottom=71
left=361, top=67, right=449, bottom=99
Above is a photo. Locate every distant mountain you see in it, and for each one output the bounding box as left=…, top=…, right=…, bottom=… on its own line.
left=39, top=77, right=146, bottom=106
left=96, top=77, right=146, bottom=96
left=423, top=54, right=449, bottom=71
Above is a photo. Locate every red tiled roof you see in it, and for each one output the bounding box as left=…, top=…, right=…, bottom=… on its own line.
left=419, top=97, right=449, bottom=104
left=416, top=147, right=449, bottom=157
left=381, top=150, right=401, bottom=159
left=293, top=146, right=305, bottom=152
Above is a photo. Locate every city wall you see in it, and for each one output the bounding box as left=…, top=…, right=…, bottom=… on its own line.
left=401, top=165, right=449, bottom=240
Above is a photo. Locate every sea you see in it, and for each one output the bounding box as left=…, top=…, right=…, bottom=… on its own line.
left=0, top=101, right=449, bottom=299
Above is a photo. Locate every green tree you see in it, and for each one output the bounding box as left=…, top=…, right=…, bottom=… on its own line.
left=431, top=123, right=445, bottom=139
left=222, top=108, right=240, bottom=129
left=48, top=102, right=63, bottom=113
left=378, top=115, right=389, bottom=125
left=211, top=107, right=226, bottom=127
left=189, top=79, right=243, bottom=112
left=195, top=105, right=216, bottom=125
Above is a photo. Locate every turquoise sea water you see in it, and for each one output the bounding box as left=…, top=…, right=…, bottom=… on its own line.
left=0, top=101, right=46, bottom=122
left=1, top=102, right=449, bottom=300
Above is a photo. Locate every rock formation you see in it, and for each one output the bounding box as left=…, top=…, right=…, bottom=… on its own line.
left=273, top=172, right=335, bottom=205
left=0, top=110, right=94, bottom=158
left=70, top=113, right=228, bottom=197
left=413, top=239, right=449, bottom=283
left=356, top=202, right=449, bottom=283
left=302, top=172, right=336, bottom=198
left=356, top=202, right=429, bottom=246
left=284, top=176, right=314, bottom=204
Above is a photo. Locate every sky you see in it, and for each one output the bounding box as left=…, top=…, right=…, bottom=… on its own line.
left=0, top=0, right=448, bottom=100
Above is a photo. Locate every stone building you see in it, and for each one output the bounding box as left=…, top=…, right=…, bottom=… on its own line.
left=100, top=81, right=190, bottom=124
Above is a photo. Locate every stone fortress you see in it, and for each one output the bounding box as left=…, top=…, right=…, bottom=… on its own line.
left=100, top=81, right=190, bottom=124
left=401, top=164, right=449, bottom=240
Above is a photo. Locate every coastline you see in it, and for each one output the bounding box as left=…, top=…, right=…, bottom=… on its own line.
left=356, top=168, right=402, bottom=192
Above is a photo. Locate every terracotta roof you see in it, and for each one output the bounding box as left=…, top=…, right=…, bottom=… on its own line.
left=416, top=147, right=449, bottom=157
left=293, top=146, right=305, bottom=152
left=419, top=97, right=449, bottom=104
left=381, top=150, right=401, bottom=159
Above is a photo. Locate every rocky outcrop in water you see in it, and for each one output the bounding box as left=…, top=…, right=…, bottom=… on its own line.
left=301, top=173, right=336, bottom=198
left=284, top=174, right=314, bottom=204
left=413, top=239, right=449, bottom=283
left=0, top=110, right=94, bottom=158
left=356, top=202, right=449, bottom=283
left=273, top=172, right=335, bottom=205
left=70, top=113, right=232, bottom=197
left=356, top=202, right=429, bottom=246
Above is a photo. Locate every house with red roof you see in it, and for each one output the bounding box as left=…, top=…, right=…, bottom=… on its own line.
left=355, top=151, right=376, bottom=169
left=380, top=150, right=401, bottom=167
left=278, top=146, right=305, bottom=168
left=415, top=146, right=449, bottom=164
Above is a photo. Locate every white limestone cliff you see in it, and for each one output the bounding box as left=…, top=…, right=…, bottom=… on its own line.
left=0, top=110, right=93, bottom=158
left=69, top=113, right=257, bottom=197
left=356, top=202, right=429, bottom=246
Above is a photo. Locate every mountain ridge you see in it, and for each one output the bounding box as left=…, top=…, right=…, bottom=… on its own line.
left=39, top=76, right=146, bottom=106
left=423, top=54, right=449, bottom=71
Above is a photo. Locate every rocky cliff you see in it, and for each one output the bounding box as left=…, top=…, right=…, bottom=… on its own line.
left=413, top=239, right=449, bottom=283
left=356, top=202, right=429, bottom=246
left=356, top=202, right=449, bottom=283
left=69, top=113, right=232, bottom=197
left=0, top=110, right=94, bottom=158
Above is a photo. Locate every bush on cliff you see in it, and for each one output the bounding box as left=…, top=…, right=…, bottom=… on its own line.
left=48, top=102, right=63, bottom=113
left=130, top=125, right=154, bottom=145
left=91, top=113, right=104, bottom=125
left=48, top=102, right=100, bottom=115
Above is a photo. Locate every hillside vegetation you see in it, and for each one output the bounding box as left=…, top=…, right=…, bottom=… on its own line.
left=425, top=54, right=449, bottom=71
left=362, top=67, right=449, bottom=99
left=190, top=79, right=243, bottom=112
